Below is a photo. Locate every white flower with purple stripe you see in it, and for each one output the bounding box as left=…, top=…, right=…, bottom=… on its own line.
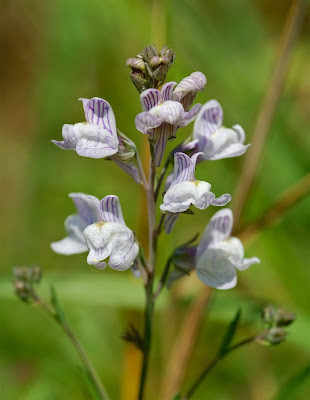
left=196, top=209, right=260, bottom=289
left=160, top=152, right=231, bottom=233
left=52, top=97, right=119, bottom=159
left=83, top=195, right=139, bottom=271
left=135, top=72, right=206, bottom=166
left=192, top=100, right=250, bottom=160
left=51, top=193, right=99, bottom=255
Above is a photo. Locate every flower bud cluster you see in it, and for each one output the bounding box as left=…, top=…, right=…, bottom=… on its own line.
left=126, top=45, right=175, bottom=92
left=257, top=305, right=296, bottom=346
left=13, top=266, right=42, bottom=302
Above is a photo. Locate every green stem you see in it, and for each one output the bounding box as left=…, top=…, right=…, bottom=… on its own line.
left=153, top=257, right=172, bottom=300
left=33, top=295, right=110, bottom=400
left=138, top=155, right=157, bottom=400
left=181, top=336, right=256, bottom=400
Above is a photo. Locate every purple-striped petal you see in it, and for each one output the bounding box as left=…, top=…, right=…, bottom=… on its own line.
left=69, top=193, right=99, bottom=225
left=193, top=100, right=223, bottom=151
left=171, top=153, right=196, bottom=185
left=164, top=212, right=179, bottom=234
left=140, top=89, right=162, bottom=111
left=173, top=72, right=207, bottom=110
left=80, top=98, right=117, bottom=136
left=97, top=195, right=125, bottom=225
left=135, top=112, right=162, bottom=134
left=197, top=209, right=233, bottom=256
left=150, top=123, right=176, bottom=167
left=161, top=81, right=177, bottom=101
left=179, top=103, right=202, bottom=127
left=173, top=72, right=207, bottom=101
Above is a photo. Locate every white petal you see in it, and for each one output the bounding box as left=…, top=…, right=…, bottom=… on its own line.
left=50, top=236, right=88, bottom=255
left=160, top=181, right=211, bottom=213
left=52, top=124, right=82, bottom=150
left=237, top=256, right=260, bottom=271
left=196, top=245, right=237, bottom=290
left=51, top=215, right=88, bottom=255
left=149, top=101, right=184, bottom=125
left=203, top=127, right=249, bottom=160
left=75, top=123, right=118, bottom=158
left=83, top=222, right=138, bottom=271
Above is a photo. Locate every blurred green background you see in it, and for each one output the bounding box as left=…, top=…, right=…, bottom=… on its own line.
left=1, top=0, right=310, bottom=399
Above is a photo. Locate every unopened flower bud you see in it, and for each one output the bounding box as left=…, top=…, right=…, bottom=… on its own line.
left=126, top=57, right=146, bottom=71
left=29, top=265, right=42, bottom=284
left=262, top=305, right=277, bottom=328
left=13, top=267, right=29, bottom=281
left=257, top=327, right=287, bottom=346
left=126, top=44, right=175, bottom=92
left=276, top=309, right=296, bottom=327
left=14, top=280, right=33, bottom=302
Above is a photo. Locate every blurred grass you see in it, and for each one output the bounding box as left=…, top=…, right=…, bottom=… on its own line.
left=1, top=0, right=310, bottom=399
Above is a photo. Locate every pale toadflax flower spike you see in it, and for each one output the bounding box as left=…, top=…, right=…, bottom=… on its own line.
left=135, top=72, right=206, bottom=166
left=83, top=195, right=139, bottom=271
left=192, top=100, right=250, bottom=160
left=195, top=208, right=260, bottom=289
left=160, top=152, right=231, bottom=233
left=51, top=193, right=99, bottom=255
left=52, top=97, right=119, bottom=159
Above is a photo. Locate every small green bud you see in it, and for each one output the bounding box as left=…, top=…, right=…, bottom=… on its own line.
left=14, top=280, right=33, bottom=302
left=29, top=265, right=42, bottom=284
left=276, top=309, right=296, bottom=327
left=262, top=305, right=277, bottom=328
left=257, top=327, right=287, bottom=346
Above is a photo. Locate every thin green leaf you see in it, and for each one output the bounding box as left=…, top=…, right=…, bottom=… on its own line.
left=79, top=366, right=103, bottom=400
left=274, top=364, right=310, bottom=400
left=171, top=394, right=182, bottom=400
left=217, top=308, right=242, bottom=356
left=50, top=285, right=66, bottom=324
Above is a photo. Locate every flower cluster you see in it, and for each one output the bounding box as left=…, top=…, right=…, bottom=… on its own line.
left=51, top=44, right=259, bottom=290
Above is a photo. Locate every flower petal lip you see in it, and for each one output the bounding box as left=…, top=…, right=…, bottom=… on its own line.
left=196, top=245, right=237, bottom=289
left=83, top=222, right=139, bottom=271
left=195, top=208, right=260, bottom=289
left=202, top=127, right=250, bottom=160
left=50, top=215, right=88, bottom=255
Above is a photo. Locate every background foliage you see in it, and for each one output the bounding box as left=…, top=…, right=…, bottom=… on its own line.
left=1, top=0, right=310, bottom=399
